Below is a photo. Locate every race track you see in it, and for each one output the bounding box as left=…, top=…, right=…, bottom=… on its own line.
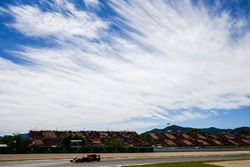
left=0, top=154, right=250, bottom=167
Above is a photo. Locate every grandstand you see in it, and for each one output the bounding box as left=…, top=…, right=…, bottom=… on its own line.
left=29, top=130, right=148, bottom=147
left=148, top=132, right=250, bottom=147
left=29, top=130, right=250, bottom=147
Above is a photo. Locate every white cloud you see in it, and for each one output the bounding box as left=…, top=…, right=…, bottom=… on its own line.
left=0, top=7, right=8, bottom=14
left=0, top=0, right=250, bottom=134
left=8, top=3, right=107, bottom=40
left=84, top=0, right=100, bottom=8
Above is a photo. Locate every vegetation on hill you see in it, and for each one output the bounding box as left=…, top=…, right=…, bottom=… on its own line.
left=233, top=127, right=250, bottom=134
left=146, top=125, right=250, bottom=135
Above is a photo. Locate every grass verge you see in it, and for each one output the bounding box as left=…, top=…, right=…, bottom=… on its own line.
left=125, top=161, right=221, bottom=167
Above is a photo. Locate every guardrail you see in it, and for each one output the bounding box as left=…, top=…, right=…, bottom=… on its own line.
left=154, top=146, right=250, bottom=152
left=0, top=146, right=153, bottom=154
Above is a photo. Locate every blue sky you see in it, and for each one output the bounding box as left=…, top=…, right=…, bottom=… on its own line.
left=0, top=0, right=250, bottom=135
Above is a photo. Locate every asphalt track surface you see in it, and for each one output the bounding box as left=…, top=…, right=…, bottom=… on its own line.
left=0, top=154, right=250, bottom=167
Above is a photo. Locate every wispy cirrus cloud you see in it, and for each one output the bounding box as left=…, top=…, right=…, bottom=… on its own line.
left=6, top=2, right=107, bottom=40
left=84, top=0, right=100, bottom=9
left=0, top=0, right=250, bottom=134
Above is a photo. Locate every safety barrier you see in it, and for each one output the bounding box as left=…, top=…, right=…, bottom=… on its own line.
left=0, top=146, right=153, bottom=154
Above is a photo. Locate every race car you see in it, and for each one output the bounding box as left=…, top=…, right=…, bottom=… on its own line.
left=70, top=154, right=101, bottom=163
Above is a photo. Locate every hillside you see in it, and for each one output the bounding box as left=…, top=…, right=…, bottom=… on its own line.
left=145, top=125, right=250, bottom=135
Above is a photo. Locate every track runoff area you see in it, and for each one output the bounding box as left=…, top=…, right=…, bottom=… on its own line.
left=1, top=149, right=250, bottom=167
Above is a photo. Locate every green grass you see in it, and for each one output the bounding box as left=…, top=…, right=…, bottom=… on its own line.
left=125, top=158, right=250, bottom=167
left=125, top=161, right=221, bottom=167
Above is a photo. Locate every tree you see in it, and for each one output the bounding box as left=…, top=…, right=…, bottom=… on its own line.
left=104, top=138, right=124, bottom=147
left=187, top=128, right=198, bottom=134
left=60, top=134, right=71, bottom=148
left=60, top=133, right=85, bottom=148
left=186, top=128, right=205, bottom=135
left=140, top=133, right=156, bottom=145
left=0, top=134, right=29, bottom=147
